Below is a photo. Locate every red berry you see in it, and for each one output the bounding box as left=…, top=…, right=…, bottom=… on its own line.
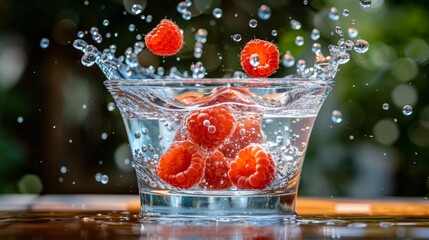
left=228, top=144, right=275, bottom=190
left=157, top=141, right=204, bottom=189
left=199, top=150, right=233, bottom=190
left=240, top=39, right=280, bottom=78
left=144, top=19, right=183, bottom=56
left=185, top=106, right=236, bottom=148
left=220, top=118, right=263, bottom=158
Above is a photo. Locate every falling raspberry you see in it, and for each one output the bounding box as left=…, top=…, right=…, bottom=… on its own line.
left=144, top=19, right=183, bottom=56
left=185, top=106, right=236, bottom=148
left=157, top=141, right=204, bottom=189
left=240, top=39, right=280, bottom=78
left=228, top=144, right=275, bottom=190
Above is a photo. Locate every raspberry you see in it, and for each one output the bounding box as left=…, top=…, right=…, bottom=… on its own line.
left=240, top=39, right=280, bottom=78
left=199, top=150, right=233, bottom=190
left=228, top=144, right=275, bottom=190
left=157, top=141, right=204, bottom=189
left=220, top=118, right=263, bottom=158
left=144, top=19, right=183, bottom=57
left=185, top=106, right=235, bottom=148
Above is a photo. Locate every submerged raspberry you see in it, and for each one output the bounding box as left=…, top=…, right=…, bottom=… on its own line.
left=145, top=19, right=183, bottom=56
left=199, top=150, right=233, bottom=190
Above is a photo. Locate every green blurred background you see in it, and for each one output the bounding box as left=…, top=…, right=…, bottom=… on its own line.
left=0, top=0, right=428, bottom=198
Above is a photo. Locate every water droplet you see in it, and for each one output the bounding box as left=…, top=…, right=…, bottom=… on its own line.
left=100, top=175, right=109, bottom=184
left=348, top=28, right=358, bottom=38
left=134, top=132, right=141, bottom=138
left=131, top=4, right=143, bottom=15
left=382, top=103, right=389, bottom=110
left=329, top=7, right=340, bottom=21
left=295, top=36, right=304, bottom=46
left=239, top=128, right=246, bottom=136
left=185, top=0, right=192, bottom=7
left=271, top=30, right=278, bottom=37
left=249, top=54, right=260, bottom=67
left=195, top=28, right=208, bottom=43
left=233, top=71, right=245, bottom=79
left=282, top=51, right=295, bottom=67
left=103, top=19, right=109, bottom=26
left=310, top=29, right=320, bottom=41
left=379, top=222, right=394, bottom=228
left=331, top=110, right=342, bottom=123
left=203, top=120, right=210, bottom=127
left=232, top=34, right=242, bottom=42
left=212, top=8, right=222, bottom=18
left=258, top=5, right=271, bottom=20
left=81, top=53, right=97, bottom=67
left=249, top=19, right=258, bottom=28
left=182, top=10, right=192, bottom=20
left=40, top=38, right=50, bottom=48
left=402, top=105, right=413, bottom=116
left=347, top=222, right=367, bottom=228
left=101, top=132, right=108, bottom=140
left=128, top=24, right=136, bottom=32
left=311, top=43, right=321, bottom=53
left=17, top=116, right=24, bottom=123
left=60, top=166, right=68, bottom=174
left=342, top=9, right=350, bottom=17
left=296, top=59, right=306, bottom=71
left=177, top=2, right=187, bottom=13
left=77, top=31, right=85, bottom=38
left=92, top=32, right=103, bottom=43
left=95, top=173, right=102, bottom=182
left=107, top=102, right=116, bottom=111
left=360, top=0, right=372, bottom=9
left=290, top=19, right=301, bottom=30
left=354, top=39, right=369, bottom=53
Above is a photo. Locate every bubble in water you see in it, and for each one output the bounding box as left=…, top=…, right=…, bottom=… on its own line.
left=249, top=54, right=260, bottom=67
left=232, top=34, right=242, bottom=42
left=348, top=223, right=367, bottom=228
left=208, top=125, right=216, bottom=133
left=271, top=30, right=277, bottom=37
left=248, top=19, right=258, bottom=28
left=311, top=29, right=320, bottom=40
left=257, top=5, right=271, bottom=20
left=195, top=28, right=208, bottom=43
left=402, top=105, right=413, bottom=116
left=360, top=0, right=372, bottom=9
left=331, top=110, right=343, bottom=123
left=329, top=7, right=340, bottom=21
left=282, top=51, right=295, bottom=67
left=348, top=28, right=358, bottom=38
left=103, top=19, right=109, bottom=26
left=100, top=175, right=109, bottom=184
left=203, top=120, right=210, bottom=127
left=382, top=103, right=389, bottom=110
left=212, top=8, right=222, bottom=18
left=131, top=4, right=143, bottom=15
left=354, top=39, right=369, bottom=53
left=177, top=2, right=187, bottom=13
left=81, top=53, right=97, bottom=67
left=295, top=36, right=304, bottom=46
left=182, top=10, right=192, bottom=20
left=342, top=9, right=350, bottom=17
left=40, top=38, right=50, bottom=48
left=290, top=19, right=301, bottom=30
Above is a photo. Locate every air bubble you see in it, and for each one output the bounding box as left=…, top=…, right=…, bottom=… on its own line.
left=212, top=8, right=222, bottom=18
left=40, top=38, right=50, bottom=48
left=402, top=105, right=413, bottom=116
left=208, top=125, right=216, bottom=133
left=331, top=110, right=343, bottom=123
left=134, top=132, right=141, bottom=138
left=249, top=19, right=258, bottom=28
left=257, top=5, right=271, bottom=20
left=203, top=120, right=210, bottom=127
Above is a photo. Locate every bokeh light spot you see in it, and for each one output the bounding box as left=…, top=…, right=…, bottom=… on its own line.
left=373, top=119, right=399, bottom=145
left=391, top=84, right=418, bottom=108
left=18, top=174, right=43, bottom=194
left=391, top=58, right=418, bottom=82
